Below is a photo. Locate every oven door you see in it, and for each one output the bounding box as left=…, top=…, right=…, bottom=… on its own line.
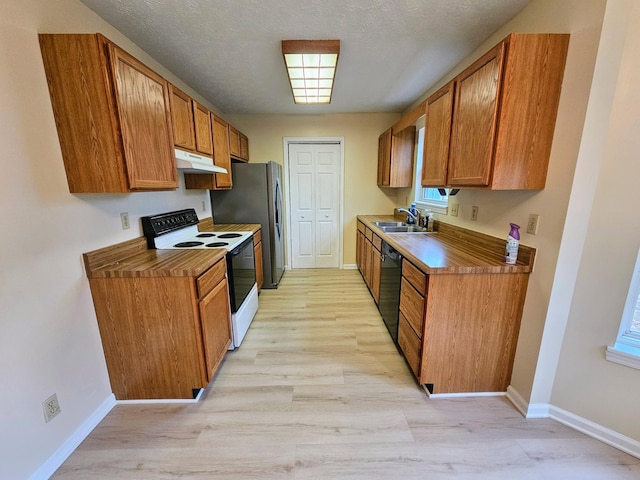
left=227, top=237, right=256, bottom=313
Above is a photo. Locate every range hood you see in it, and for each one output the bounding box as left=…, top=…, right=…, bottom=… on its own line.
left=175, top=149, right=228, bottom=174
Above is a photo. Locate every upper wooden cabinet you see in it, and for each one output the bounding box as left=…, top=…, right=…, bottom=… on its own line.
left=185, top=114, right=233, bottom=190
left=170, top=87, right=213, bottom=157
left=421, top=82, right=454, bottom=187
left=193, top=101, right=213, bottom=156
left=377, top=126, right=416, bottom=188
left=228, top=124, right=249, bottom=162
left=39, top=34, right=177, bottom=193
left=169, top=86, right=196, bottom=151
left=423, top=33, right=570, bottom=190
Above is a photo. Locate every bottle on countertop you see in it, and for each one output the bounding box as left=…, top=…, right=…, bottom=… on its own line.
left=422, top=209, right=434, bottom=232
left=406, top=202, right=417, bottom=224
left=505, top=223, right=520, bottom=265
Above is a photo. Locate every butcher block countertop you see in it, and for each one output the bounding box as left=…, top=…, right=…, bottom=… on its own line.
left=197, top=217, right=261, bottom=234
left=83, top=237, right=226, bottom=278
left=358, top=215, right=535, bottom=275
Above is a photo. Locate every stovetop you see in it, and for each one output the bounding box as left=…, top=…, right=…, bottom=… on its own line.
left=141, top=209, right=252, bottom=252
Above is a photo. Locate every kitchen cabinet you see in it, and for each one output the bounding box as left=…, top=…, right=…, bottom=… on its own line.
left=83, top=243, right=232, bottom=400
left=229, top=124, right=249, bottom=162
left=421, top=82, right=454, bottom=187
left=240, top=133, right=249, bottom=161
left=169, top=85, right=196, bottom=151
left=184, top=114, right=233, bottom=190
left=253, top=230, right=264, bottom=291
left=356, top=221, right=381, bottom=304
left=39, top=34, right=177, bottom=193
left=193, top=101, right=213, bottom=156
left=423, top=33, right=569, bottom=190
left=377, top=126, right=416, bottom=188
left=398, top=256, right=529, bottom=394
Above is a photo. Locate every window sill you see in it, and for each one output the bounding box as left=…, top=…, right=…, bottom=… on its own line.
left=415, top=200, right=448, bottom=215
left=605, top=344, right=640, bottom=370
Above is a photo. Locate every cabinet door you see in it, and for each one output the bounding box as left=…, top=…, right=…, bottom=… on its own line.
left=356, top=230, right=364, bottom=274
left=193, top=101, right=213, bottom=156
left=108, top=42, right=177, bottom=190
left=448, top=43, right=504, bottom=187
left=169, top=85, right=196, bottom=150
left=240, top=134, right=249, bottom=161
left=389, top=126, right=416, bottom=187
left=199, top=278, right=232, bottom=383
left=212, top=115, right=233, bottom=189
left=377, top=128, right=392, bottom=186
left=422, top=82, right=454, bottom=187
left=364, top=239, right=373, bottom=288
left=254, top=240, right=264, bottom=290
left=228, top=125, right=241, bottom=158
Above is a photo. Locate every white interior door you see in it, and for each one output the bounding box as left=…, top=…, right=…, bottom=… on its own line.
left=288, top=143, right=341, bottom=269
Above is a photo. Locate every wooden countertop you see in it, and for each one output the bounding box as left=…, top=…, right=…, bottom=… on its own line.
left=197, top=217, right=261, bottom=234
left=83, top=219, right=261, bottom=278
left=358, top=215, right=535, bottom=275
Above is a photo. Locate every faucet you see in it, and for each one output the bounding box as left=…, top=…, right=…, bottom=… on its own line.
left=398, top=208, right=417, bottom=224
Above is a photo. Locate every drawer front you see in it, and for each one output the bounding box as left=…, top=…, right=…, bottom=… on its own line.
left=372, top=233, right=382, bottom=252
left=398, top=313, right=421, bottom=378
left=197, top=257, right=227, bottom=298
left=402, top=259, right=427, bottom=294
left=399, top=277, right=424, bottom=338
left=253, top=230, right=261, bottom=245
left=365, top=227, right=373, bottom=242
left=357, top=221, right=365, bottom=234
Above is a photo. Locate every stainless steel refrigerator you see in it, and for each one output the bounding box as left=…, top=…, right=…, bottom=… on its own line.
left=210, top=161, right=285, bottom=289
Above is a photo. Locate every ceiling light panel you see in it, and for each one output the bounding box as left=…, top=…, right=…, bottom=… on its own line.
left=282, top=40, right=340, bottom=105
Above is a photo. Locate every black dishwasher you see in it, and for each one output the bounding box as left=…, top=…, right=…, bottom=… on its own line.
left=378, top=241, right=403, bottom=343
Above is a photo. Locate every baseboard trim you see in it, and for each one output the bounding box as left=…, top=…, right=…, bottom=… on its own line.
left=30, top=393, right=115, bottom=480
left=506, top=385, right=640, bottom=459
left=424, top=385, right=506, bottom=399
left=549, top=405, right=640, bottom=460
left=342, top=263, right=358, bottom=270
left=116, top=388, right=204, bottom=404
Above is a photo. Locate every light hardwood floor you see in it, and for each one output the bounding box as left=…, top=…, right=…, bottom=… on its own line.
left=53, top=269, right=640, bottom=479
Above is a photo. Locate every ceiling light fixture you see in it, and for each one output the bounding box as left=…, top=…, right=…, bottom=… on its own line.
left=281, top=40, right=340, bottom=105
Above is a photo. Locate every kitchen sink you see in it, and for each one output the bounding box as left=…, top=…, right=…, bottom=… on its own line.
left=373, top=221, right=409, bottom=227
left=379, top=225, right=429, bottom=233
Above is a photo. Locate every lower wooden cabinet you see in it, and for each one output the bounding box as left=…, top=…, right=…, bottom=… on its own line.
left=87, top=256, right=232, bottom=400
left=356, top=221, right=382, bottom=304
left=253, top=230, right=264, bottom=291
left=397, top=257, right=529, bottom=394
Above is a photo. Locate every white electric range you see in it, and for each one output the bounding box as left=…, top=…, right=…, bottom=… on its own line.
left=141, top=209, right=258, bottom=349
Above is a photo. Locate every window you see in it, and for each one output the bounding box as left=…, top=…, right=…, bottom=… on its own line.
left=606, top=246, right=640, bottom=369
left=413, top=127, right=449, bottom=214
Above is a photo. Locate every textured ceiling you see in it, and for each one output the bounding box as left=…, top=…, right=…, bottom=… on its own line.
left=79, top=0, right=531, bottom=115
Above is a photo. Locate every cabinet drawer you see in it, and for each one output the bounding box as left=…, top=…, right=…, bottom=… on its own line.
left=372, top=233, right=382, bottom=252
left=398, top=313, right=421, bottom=378
left=402, top=259, right=427, bottom=294
left=357, top=221, right=365, bottom=234
left=365, top=227, right=373, bottom=242
left=197, top=258, right=227, bottom=298
left=253, top=230, right=261, bottom=245
left=399, top=277, right=424, bottom=338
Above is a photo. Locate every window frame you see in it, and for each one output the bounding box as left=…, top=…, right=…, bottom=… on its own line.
left=606, top=246, right=640, bottom=369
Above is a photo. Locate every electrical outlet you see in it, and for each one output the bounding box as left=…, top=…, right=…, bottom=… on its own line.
left=471, top=206, right=479, bottom=221
left=201, top=200, right=206, bottom=212
left=43, top=393, right=61, bottom=423
left=449, top=203, right=459, bottom=217
left=120, top=212, right=130, bottom=230
left=527, top=214, right=540, bottom=235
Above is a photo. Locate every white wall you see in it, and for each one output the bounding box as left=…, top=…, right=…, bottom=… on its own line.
left=550, top=0, right=640, bottom=440
left=0, top=1, right=219, bottom=478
